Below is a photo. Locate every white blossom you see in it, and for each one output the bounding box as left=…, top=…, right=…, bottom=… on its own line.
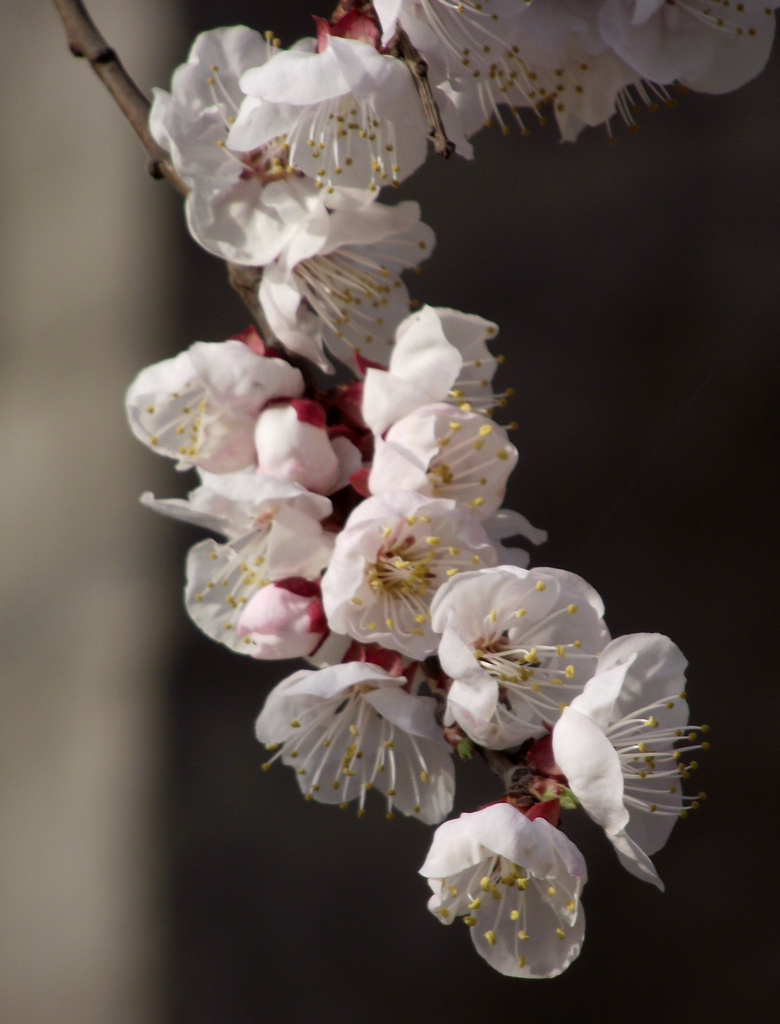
left=431, top=566, right=610, bottom=749
left=142, top=471, right=333, bottom=653
left=361, top=305, right=505, bottom=436
left=126, top=337, right=304, bottom=472
left=149, top=26, right=332, bottom=265
left=321, top=491, right=499, bottom=659
left=368, top=403, right=518, bottom=518
left=256, top=660, right=455, bottom=823
left=598, top=0, right=778, bottom=95
left=420, top=802, right=587, bottom=978
left=258, top=197, right=435, bottom=371
left=228, top=34, right=430, bottom=192
left=553, top=632, right=708, bottom=889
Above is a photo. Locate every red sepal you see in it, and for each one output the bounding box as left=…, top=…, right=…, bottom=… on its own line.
left=525, top=798, right=561, bottom=827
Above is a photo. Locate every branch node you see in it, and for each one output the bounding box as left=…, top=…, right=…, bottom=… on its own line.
left=147, top=158, right=165, bottom=180
left=90, top=45, right=117, bottom=66
left=393, top=28, right=455, bottom=161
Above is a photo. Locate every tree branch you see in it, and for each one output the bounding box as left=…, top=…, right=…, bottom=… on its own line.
left=50, top=0, right=288, bottom=344
left=394, top=28, right=455, bottom=159
left=51, top=0, right=187, bottom=193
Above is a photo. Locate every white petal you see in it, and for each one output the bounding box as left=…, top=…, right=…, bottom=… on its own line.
left=553, top=707, right=630, bottom=835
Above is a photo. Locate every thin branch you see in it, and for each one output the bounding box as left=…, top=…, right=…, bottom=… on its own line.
left=51, top=0, right=187, bottom=193
left=226, top=263, right=284, bottom=362
left=50, top=0, right=288, bottom=343
left=394, top=28, right=455, bottom=159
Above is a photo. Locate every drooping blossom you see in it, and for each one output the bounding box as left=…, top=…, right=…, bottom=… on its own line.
left=142, top=471, right=333, bottom=653
left=361, top=304, right=507, bottom=436
left=149, top=26, right=333, bottom=265
left=256, top=658, right=455, bottom=823
left=257, top=197, right=435, bottom=371
left=126, top=335, right=304, bottom=472
left=321, top=490, right=499, bottom=659
left=552, top=632, right=708, bottom=889
left=431, top=566, right=610, bottom=749
left=420, top=802, right=587, bottom=978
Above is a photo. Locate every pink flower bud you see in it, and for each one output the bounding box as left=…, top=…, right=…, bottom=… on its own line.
left=255, top=399, right=340, bottom=494
left=236, top=579, right=327, bottom=659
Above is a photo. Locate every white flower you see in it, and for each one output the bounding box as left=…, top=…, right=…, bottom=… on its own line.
left=228, top=32, right=430, bottom=192
left=126, top=337, right=304, bottom=472
left=599, top=0, right=778, bottom=95
left=431, top=566, right=610, bottom=749
left=142, top=471, right=333, bottom=653
left=258, top=197, right=435, bottom=372
left=361, top=305, right=505, bottom=436
left=236, top=578, right=328, bottom=659
left=150, top=26, right=330, bottom=265
left=420, top=802, right=587, bottom=978
left=321, top=491, right=499, bottom=659
left=256, top=660, right=455, bottom=823
left=552, top=632, right=707, bottom=889
left=369, top=403, right=518, bottom=518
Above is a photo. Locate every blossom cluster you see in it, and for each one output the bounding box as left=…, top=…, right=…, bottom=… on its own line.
left=127, top=0, right=763, bottom=978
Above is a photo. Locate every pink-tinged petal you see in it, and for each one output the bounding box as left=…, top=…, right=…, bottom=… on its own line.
left=236, top=583, right=325, bottom=659
left=600, top=0, right=713, bottom=83
left=553, top=707, right=629, bottom=835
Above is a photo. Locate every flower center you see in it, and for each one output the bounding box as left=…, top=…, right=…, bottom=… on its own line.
left=368, top=536, right=435, bottom=598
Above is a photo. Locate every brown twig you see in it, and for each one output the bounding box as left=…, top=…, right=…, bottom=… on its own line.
left=394, top=28, right=455, bottom=159
left=51, top=0, right=187, bottom=194
left=50, top=0, right=287, bottom=343
left=226, top=263, right=285, bottom=362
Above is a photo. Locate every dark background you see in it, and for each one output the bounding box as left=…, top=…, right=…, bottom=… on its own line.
left=129, top=3, right=780, bottom=1021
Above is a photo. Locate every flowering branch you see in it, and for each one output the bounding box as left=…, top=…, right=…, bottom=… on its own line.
left=59, top=0, right=765, bottom=983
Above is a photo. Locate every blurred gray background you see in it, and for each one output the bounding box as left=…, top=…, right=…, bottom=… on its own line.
left=2, top=2, right=779, bottom=1021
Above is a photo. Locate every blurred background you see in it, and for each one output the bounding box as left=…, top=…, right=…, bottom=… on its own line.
left=2, top=1, right=779, bottom=1021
